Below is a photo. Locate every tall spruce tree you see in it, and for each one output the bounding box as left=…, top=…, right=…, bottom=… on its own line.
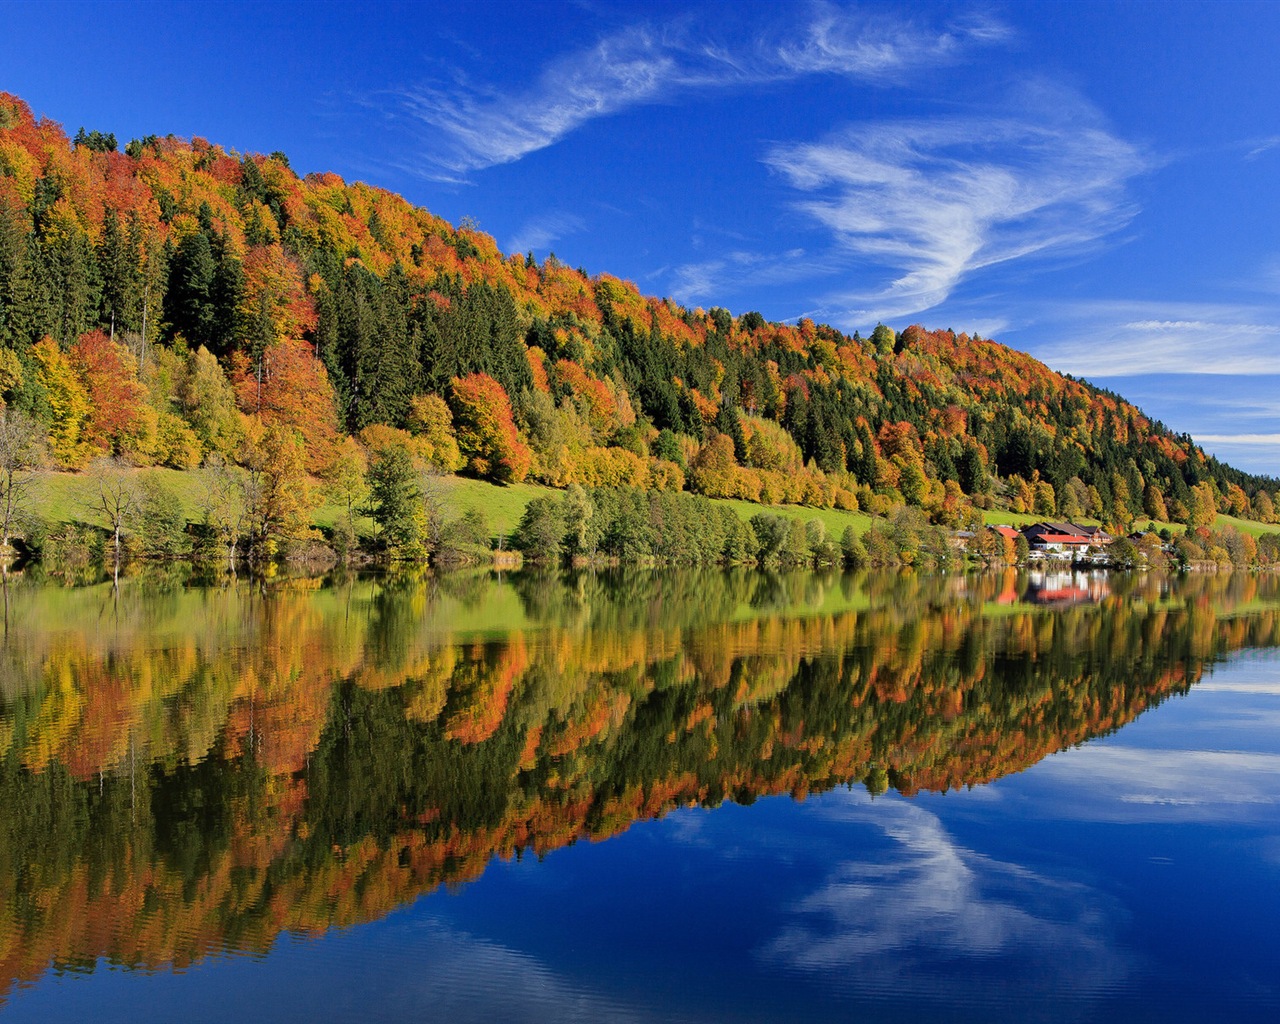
left=165, top=231, right=216, bottom=347
left=97, top=208, right=142, bottom=337
left=0, top=202, right=36, bottom=348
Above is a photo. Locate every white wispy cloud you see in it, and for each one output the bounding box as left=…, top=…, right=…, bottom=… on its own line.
left=1022, top=744, right=1280, bottom=824
left=507, top=212, right=586, bottom=256
left=398, top=26, right=683, bottom=180
left=1125, top=319, right=1276, bottom=334
left=667, top=247, right=833, bottom=306
left=765, top=84, right=1147, bottom=322
left=1177, top=669, right=1280, bottom=730
left=394, top=4, right=1009, bottom=180
left=1198, top=677, right=1280, bottom=696
left=317, top=917, right=662, bottom=1023
left=775, top=5, right=1011, bottom=79
left=1030, top=301, right=1280, bottom=377
left=1188, top=395, right=1280, bottom=419
left=1197, top=433, right=1280, bottom=445
left=1244, top=135, right=1280, bottom=160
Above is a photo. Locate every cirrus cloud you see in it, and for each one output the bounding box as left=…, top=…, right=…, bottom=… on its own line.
left=506, top=212, right=586, bottom=256
left=390, top=3, right=1011, bottom=181
left=765, top=85, right=1149, bottom=323
left=1030, top=301, right=1280, bottom=377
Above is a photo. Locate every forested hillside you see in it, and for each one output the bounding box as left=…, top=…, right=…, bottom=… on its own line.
left=1, top=92, right=1276, bottom=550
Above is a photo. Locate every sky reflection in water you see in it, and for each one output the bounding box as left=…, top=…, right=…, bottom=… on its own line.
left=422, top=650, right=1280, bottom=1023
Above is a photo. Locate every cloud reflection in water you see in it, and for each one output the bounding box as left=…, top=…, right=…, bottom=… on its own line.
left=763, top=791, right=1131, bottom=1012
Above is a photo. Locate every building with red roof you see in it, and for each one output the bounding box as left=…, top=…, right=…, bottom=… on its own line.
left=1021, top=522, right=1111, bottom=556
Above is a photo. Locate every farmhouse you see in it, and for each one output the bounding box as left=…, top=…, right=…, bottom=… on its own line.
left=1021, top=522, right=1111, bottom=555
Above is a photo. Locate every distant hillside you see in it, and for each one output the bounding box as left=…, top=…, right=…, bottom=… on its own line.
left=1, top=92, right=1276, bottom=530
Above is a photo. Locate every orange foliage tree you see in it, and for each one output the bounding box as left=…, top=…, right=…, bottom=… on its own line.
left=68, top=330, right=147, bottom=457
left=240, top=246, right=317, bottom=346
left=448, top=373, right=531, bottom=483
left=231, top=338, right=341, bottom=473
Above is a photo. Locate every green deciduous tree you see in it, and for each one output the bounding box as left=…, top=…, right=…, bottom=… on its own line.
left=365, top=444, right=428, bottom=557
left=512, top=496, right=564, bottom=562
left=199, top=453, right=247, bottom=571
left=131, top=476, right=188, bottom=558
left=323, top=436, right=368, bottom=552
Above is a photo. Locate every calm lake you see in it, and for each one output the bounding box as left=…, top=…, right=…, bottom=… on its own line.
left=1, top=567, right=1278, bottom=1022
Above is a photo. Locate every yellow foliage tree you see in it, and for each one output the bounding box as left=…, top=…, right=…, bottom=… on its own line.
left=406, top=394, right=463, bottom=472
left=32, top=336, right=93, bottom=468
left=688, top=433, right=737, bottom=498
left=243, top=420, right=315, bottom=552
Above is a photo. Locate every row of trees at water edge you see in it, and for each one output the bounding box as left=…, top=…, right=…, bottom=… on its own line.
left=510, top=485, right=963, bottom=572
left=2, top=92, right=1279, bottom=557
left=511, top=489, right=1280, bottom=572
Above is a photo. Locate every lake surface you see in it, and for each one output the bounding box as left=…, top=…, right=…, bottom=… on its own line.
left=1, top=567, right=1278, bottom=1022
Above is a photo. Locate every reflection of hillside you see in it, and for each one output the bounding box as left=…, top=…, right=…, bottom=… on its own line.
left=1, top=569, right=1279, bottom=999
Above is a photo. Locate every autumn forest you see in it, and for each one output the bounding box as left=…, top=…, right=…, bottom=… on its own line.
left=1, top=92, right=1278, bottom=566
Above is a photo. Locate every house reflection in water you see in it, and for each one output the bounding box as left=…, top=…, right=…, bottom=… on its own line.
left=1024, top=569, right=1111, bottom=606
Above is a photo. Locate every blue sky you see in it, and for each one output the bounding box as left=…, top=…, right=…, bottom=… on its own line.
left=3, top=0, right=1279, bottom=476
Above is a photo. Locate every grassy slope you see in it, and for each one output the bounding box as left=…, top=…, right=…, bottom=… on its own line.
left=31, top=469, right=205, bottom=527
left=27, top=469, right=582, bottom=540
left=31, top=467, right=369, bottom=535
left=433, top=476, right=560, bottom=537
left=1215, top=512, right=1280, bottom=538
left=26, top=469, right=1280, bottom=543
left=981, top=510, right=1044, bottom=527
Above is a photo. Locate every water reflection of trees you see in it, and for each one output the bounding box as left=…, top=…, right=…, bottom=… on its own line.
left=1, top=569, right=1278, bottom=997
